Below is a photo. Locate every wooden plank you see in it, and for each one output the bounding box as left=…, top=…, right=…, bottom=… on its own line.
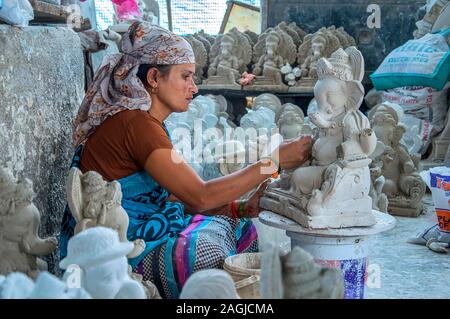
left=31, top=0, right=70, bottom=22
left=30, top=0, right=91, bottom=30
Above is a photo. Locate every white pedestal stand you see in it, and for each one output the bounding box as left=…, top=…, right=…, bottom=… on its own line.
left=259, top=210, right=396, bottom=299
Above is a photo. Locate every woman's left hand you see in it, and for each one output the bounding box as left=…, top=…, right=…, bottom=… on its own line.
left=241, top=180, right=270, bottom=218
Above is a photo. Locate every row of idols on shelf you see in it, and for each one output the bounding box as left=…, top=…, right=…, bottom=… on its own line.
left=165, top=91, right=315, bottom=181
left=0, top=165, right=344, bottom=299
left=183, top=22, right=356, bottom=92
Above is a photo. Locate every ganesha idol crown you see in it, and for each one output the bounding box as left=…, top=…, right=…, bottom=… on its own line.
left=221, top=33, right=235, bottom=46
left=0, top=168, right=36, bottom=213
left=266, top=31, right=281, bottom=45
left=316, top=47, right=364, bottom=82
left=0, top=168, right=16, bottom=199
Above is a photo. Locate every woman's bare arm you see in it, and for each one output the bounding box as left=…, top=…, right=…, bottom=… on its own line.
left=145, top=149, right=271, bottom=211
left=145, top=136, right=312, bottom=211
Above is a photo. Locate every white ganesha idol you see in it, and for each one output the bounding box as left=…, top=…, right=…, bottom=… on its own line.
left=260, top=47, right=378, bottom=229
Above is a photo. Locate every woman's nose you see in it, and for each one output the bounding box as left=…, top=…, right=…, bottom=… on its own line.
left=191, top=81, right=199, bottom=94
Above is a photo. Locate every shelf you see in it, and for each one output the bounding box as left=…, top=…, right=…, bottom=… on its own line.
left=30, top=0, right=91, bottom=31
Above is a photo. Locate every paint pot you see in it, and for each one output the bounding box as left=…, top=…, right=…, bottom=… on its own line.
left=287, top=232, right=368, bottom=299
left=224, top=253, right=262, bottom=299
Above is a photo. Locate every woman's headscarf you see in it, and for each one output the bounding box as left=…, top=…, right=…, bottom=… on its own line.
left=72, top=21, right=196, bottom=147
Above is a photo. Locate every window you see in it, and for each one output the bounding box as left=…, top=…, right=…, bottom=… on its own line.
left=95, top=0, right=115, bottom=30
left=95, top=0, right=260, bottom=34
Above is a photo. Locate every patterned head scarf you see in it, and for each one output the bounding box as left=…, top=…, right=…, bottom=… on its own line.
left=72, top=21, right=196, bottom=147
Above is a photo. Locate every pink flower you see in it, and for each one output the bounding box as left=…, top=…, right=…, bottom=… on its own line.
left=239, top=72, right=256, bottom=86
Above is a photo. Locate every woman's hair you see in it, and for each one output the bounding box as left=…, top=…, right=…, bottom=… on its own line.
left=136, top=64, right=172, bottom=89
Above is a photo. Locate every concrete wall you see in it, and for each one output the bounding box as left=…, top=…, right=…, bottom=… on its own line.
left=261, top=0, right=426, bottom=72
left=0, top=25, right=84, bottom=274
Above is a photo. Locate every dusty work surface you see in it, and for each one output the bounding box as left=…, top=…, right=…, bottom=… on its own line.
left=365, top=195, right=450, bottom=299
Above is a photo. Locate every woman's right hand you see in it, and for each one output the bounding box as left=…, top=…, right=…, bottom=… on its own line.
left=275, top=136, right=313, bottom=170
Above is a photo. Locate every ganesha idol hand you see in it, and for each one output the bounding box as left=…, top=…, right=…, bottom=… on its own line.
left=403, top=161, right=415, bottom=174
left=360, top=128, right=373, bottom=137
left=308, top=112, right=337, bottom=129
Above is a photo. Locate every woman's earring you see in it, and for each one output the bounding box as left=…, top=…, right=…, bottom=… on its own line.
left=150, top=86, right=158, bottom=93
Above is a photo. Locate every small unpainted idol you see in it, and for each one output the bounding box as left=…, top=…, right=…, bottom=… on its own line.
left=60, top=227, right=146, bottom=299
left=276, top=103, right=313, bottom=140
left=293, top=26, right=356, bottom=91
left=204, top=28, right=252, bottom=89
left=180, top=269, right=240, bottom=299
left=261, top=246, right=344, bottom=299
left=0, top=271, right=91, bottom=299
left=368, top=102, right=426, bottom=217
left=260, top=47, right=377, bottom=229
left=140, top=0, right=160, bottom=24
left=0, top=167, right=58, bottom=278
left=184, top=35, right=207, bottom=85
left=422, top=105, right=450, bottom=169
left=249, top=28, right=296, bottom=91
left=67, top=167, right=145, bottom=258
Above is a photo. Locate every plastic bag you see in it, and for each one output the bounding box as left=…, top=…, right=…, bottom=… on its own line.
left=0, top=0, right=34, bottom=26
left=399, top=113, right=433, bottom=154
left=420, top=166, right=450, bottom=234
left=380, top=84, right=450, bottom=154
left=370, top=29, right=450, bottom=91
left=381, top=85, right=450, bottom=132
left=408, top=223, right=450, bottom=253
left=408, top=167, right=450, bottom=253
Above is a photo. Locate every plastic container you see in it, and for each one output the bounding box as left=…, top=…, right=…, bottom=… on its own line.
left=288, top=232, right=369, bottom=299
left=224, top=253, right=262, bottom=299
left=234, top=275, right=260, bottom=299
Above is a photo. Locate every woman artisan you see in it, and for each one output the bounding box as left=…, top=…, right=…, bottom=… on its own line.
left=60, top=21, right=312, bottom=298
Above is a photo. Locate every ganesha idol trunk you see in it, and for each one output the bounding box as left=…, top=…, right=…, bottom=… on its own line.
left=260, top=165, right=376, bottom=229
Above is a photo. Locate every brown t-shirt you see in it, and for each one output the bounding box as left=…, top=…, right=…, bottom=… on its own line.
left=80, top=110, right=173, bottom=181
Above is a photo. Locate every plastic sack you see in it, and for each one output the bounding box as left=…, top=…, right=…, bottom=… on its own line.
left=400, top=113, right=433, bottom=154
left=370, top=29, right=450, bottom=91
left=380, top=84, right=449, bottom=154
left=408, top=167, right=450, bottom=253
left=420, top=166, right=450, bottom=234
left=408, top=223, right=450, bottom=253
left=0, top=0, right=34, bottom=26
